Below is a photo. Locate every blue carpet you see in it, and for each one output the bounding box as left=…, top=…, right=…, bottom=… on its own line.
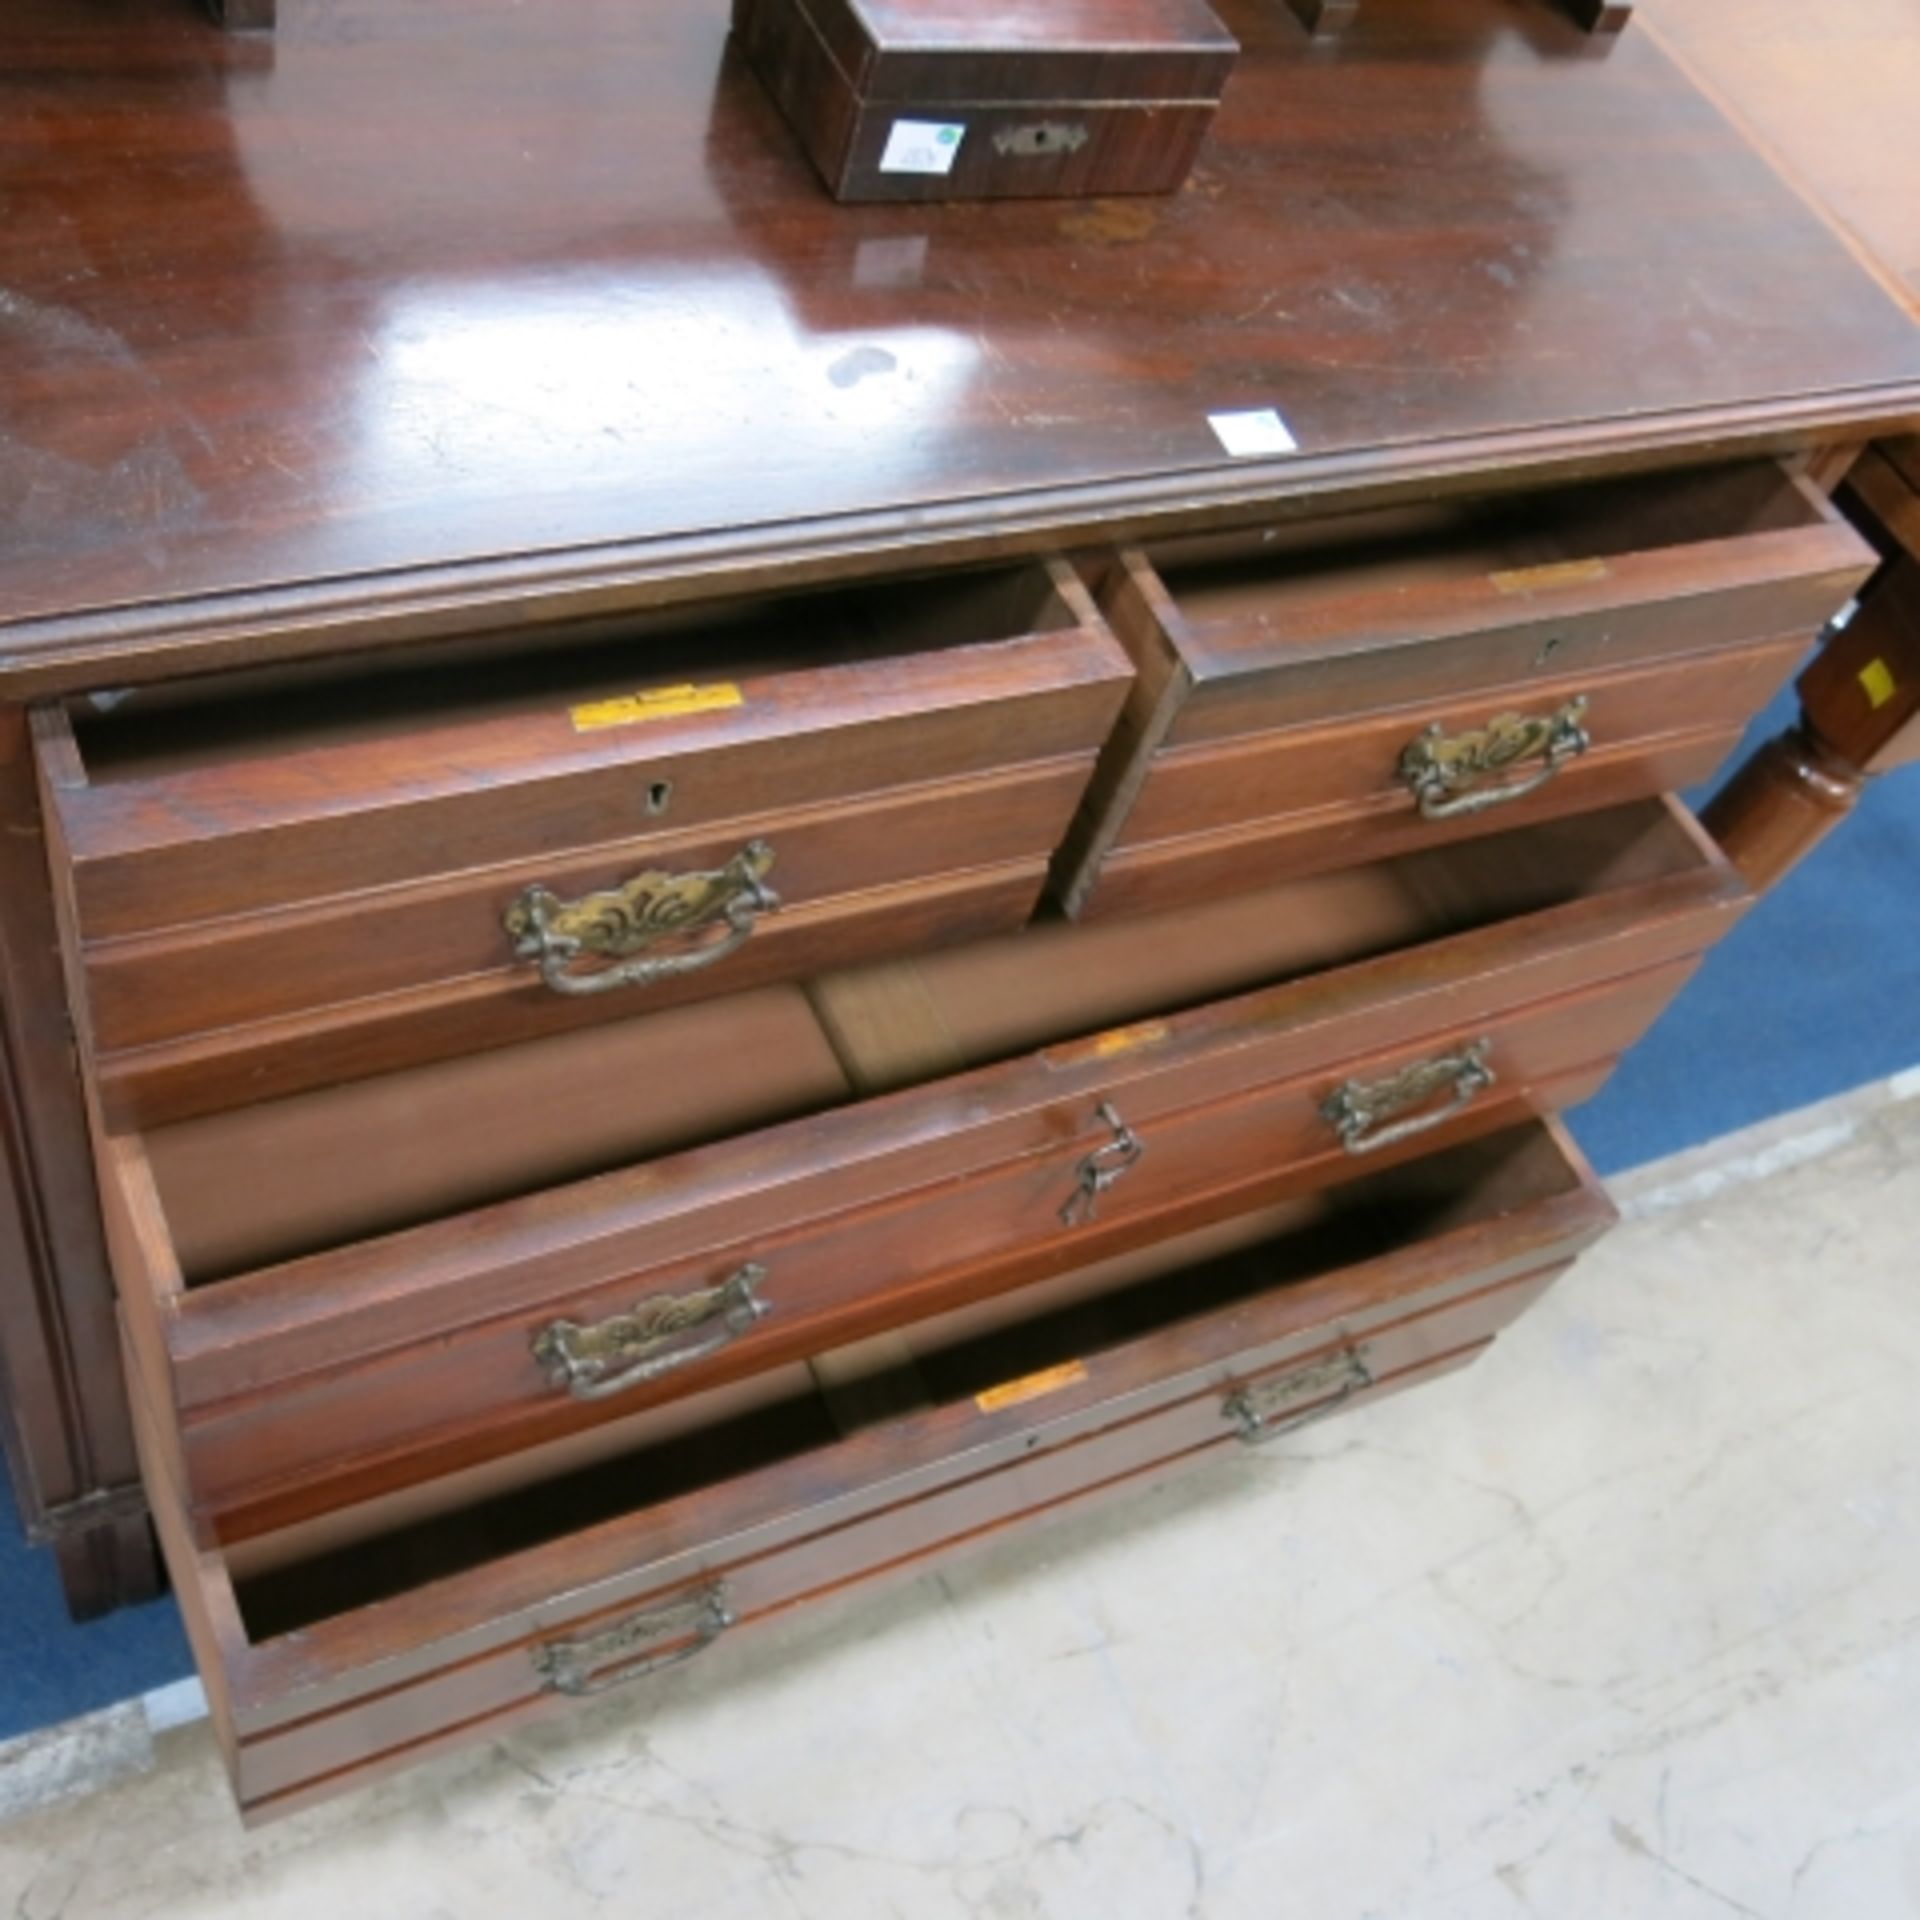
left=0, top=684, right=1913, bottom=1741
left=0, top=1473, right=191, bottom=1740
left=1570, top=684, right=1920, bottom=1174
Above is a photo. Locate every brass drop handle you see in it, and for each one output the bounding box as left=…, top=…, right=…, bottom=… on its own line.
left=1399, top=697, right=1591, bottom=820
left=1060, top=1101, right=1145, bottom=1226
left=504, top=841, right=779, bottom=998
left=1320, top=1039, right=1495, bottom=1157
left=532, top=1265, right=769, bottom=1402
left=533, top=1585, right=735, bottom=1698
left=1223, top=1346, right=1374, bottom=1445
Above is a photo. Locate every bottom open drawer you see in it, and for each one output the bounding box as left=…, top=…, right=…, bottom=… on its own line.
left=137, top=1118, right=1615, bottom=1824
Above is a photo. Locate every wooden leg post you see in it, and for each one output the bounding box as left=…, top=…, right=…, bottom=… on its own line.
left=1702, top=721, right=1866, bottom=893
left=1705, top=543, right=1920, bottom=890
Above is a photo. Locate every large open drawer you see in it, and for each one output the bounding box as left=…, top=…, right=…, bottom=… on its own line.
left=135, top=1119, right=1615, bottom=1824
left=103, top=798, right=1741, bottom=1540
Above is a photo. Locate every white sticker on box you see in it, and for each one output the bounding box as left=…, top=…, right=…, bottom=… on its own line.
left=1208, top=408, right=1300, bottom=458
left=881, top=120, right=966, bottom=176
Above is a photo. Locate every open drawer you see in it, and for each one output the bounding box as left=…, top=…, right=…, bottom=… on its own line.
left=105, top=797, right=1742, bottom=1540
left=34, top=559, right=1132, bottom=1128
left=137, top=1119, right=1616, bottom=1824
left=1053, top=461, right=1874, bottom=919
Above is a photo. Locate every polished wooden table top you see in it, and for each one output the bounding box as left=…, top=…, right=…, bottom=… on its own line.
left=1641, top=0, right=1920, bottom=320
left=3, top=0, right=1919, bottom=689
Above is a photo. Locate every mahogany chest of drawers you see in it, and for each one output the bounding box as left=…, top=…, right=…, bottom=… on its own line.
left=2, top=0, right=1918, bottom=1825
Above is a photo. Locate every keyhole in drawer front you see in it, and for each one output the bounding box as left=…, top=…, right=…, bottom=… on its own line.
left=646, top=781, right=674, bottom=818
left=1535, top=636, right=1565, bottom=668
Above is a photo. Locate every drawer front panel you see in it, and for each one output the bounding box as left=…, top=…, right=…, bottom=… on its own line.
left=1056, top=463, right=1873, bottom=919
left=1116, top=634, right=1808, bottom=850
left=38, top=563, right=1133, bottom=1118
left=1078, top=728, right=1751, bottom=924
left=148, top=1119, right=1609, bottom=1818
left=239, top=1336, right=1501, bottom=1818
left=84, top=761, right=1096, bottom=1056
left=103, top=863, right=1047, bottom=1131
left=170, top=959, right=1684, bottom=1531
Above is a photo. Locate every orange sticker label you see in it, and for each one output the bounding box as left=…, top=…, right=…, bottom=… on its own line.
left=1046, top=1020, right=1171, bottom=1071
left=1489, top=557, right=1610, bottom=595
left=1860, top=658, right=1898, bottom=711
left=1092, top=1020, right=1171, bottom=1059
left=571, top=683, right=743, bottom=732
left=975, top=1360, right=1089, bottom=1414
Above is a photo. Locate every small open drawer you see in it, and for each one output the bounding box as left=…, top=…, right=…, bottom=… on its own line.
left=138, top=1118, right=1616, bottom=1824
left=1054, top=461, right=1874, bottom=920
left=34, top=559, right=1132, bottom=1128
left=106, top=798, right=1742, bottom=1541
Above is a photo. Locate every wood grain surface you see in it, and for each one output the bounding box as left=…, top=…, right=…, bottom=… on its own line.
left=1639, top=0, right=1920, bottom=318
left=2, top=0, right=1918, bottom=686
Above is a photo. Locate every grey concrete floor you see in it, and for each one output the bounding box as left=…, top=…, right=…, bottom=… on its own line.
left=2, top=1090, right=1916, bottom=1919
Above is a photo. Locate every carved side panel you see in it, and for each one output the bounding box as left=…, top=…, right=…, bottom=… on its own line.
left=0, top=707, right=157, bottom=1619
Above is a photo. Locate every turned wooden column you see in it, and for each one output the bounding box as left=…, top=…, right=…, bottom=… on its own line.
left=1706, top=446, right=1920, bottom=890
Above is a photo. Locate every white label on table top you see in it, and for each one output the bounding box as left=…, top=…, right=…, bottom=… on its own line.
left=881, top=120, right=966, bottom=176
left=1208, top=408, right=1300, bottom=458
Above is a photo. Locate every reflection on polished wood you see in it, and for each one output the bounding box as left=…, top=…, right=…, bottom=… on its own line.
left=2, top=0, right=1917, bottom=688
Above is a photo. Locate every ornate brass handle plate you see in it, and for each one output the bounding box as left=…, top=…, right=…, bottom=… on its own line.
left=1321, top=1039, right=1495, bottom=1157
left=1223, top=1346, right=1374, bottom=1445
left=532, top=1585, right=735, bottom=1698
left=504, top=841, right=779, bottom=997
left=994, top=121, right=1091, bottom=157
left=532, top=1264, right=769, bottom=1402
left=1060, top=1101, right=1145, bottom=1226
left=1399, top=696, right=1591, bottom=821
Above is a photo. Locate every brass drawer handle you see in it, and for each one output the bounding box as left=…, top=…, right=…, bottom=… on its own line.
left=504, top=841, right=779, bottom=997
left=1223, top=1346, right=1374, bottom=1445
left=533, top=1585, right=734, bottom=1698
left=532, top=1264, right=769, bottom=1402
left=1321, top=1039, right=1495, bottom=1157
left=1399, top=697, right=1591, bottom=820
left=1060, top=1101, right=1145, bottom=1226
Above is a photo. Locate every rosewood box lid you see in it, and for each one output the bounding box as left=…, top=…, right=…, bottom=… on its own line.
left=801, top=0, right=1241, bottom=106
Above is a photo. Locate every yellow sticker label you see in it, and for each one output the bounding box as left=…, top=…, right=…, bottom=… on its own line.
left=1860, top=658, right=1899, bottom=711
left=1046, top=1020, right=1172, bottom=1071
left=975, top=1360, right=1089, bottom=1415
left=1092, top=1020, right=1171, bottom=1060
left=571, top=683, right=744, bottom=732
left=1489, top=557, right=1611, bottom=595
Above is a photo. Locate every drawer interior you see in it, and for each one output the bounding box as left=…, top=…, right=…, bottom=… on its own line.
left=223, top=1121, right=1589, bottom=1639
left=1137, top=461, right=1834, bottom=629
left=142, top=797, right=1707, bottom=1284
left=812, top=795, right=1710, bottom=1089
left=66, top=564, right=1082, bottom=782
